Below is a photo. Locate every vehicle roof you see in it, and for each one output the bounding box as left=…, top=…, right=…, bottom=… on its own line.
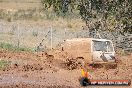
left=66, top=38, right=111, bottom=42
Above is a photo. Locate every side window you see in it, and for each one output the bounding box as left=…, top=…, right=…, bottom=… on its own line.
left=92, top=40, right=111, bottom=52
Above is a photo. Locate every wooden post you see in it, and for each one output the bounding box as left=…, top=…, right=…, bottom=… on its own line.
left=17, top=23, right=20, bottom=49
left=51, top=26, right=53, bottom=50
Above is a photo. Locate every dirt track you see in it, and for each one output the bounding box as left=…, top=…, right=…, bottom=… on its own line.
left=0, top=50, right=132, bottom=88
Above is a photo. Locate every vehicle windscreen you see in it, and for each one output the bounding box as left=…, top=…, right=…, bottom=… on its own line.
left=93, top=40, right=113, bottom=52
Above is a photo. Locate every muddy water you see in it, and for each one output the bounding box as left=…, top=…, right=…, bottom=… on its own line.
left=0, top=70, right=81, bottom=88
left=0, top=74, right=38, bottom=85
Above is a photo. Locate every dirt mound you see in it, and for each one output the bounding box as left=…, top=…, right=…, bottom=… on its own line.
left=62, top=57, right=85, bottom=70
left=22, top=64, right=43, bottom=71
left=2, top=63, right=44, bottom=72
left=90, top=54, right=132, bottom=80
left=64, top=58, right=78, bottom=70
left=0, top=50, right=132, bottom=88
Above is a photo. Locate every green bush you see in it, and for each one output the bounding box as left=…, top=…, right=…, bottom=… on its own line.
left=16, top=47, right=33, bottom=52
left=0, top=43, right=14, bottom=50
left=0, top=60, right=10, bottom=70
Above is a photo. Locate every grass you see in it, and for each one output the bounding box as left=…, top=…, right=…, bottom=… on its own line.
left=0, top=60, right=10, bottom=70
left=0, top=42, right=34, bottom=52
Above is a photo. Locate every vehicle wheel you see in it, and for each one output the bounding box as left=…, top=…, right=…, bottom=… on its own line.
left=104, top=63, right=117, bottom=69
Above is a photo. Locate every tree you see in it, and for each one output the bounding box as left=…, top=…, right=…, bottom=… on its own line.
left=41, top=0, right=132, bottom=34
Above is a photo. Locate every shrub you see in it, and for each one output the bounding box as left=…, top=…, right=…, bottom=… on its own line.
left=0, top=43, right=13, bottom=50
left=0, top=42, right=33, bottom=52
left=0, top=60, right=10, bottom=70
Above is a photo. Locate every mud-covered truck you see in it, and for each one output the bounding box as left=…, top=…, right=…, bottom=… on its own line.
left=61, top=38, right=116, bottom=69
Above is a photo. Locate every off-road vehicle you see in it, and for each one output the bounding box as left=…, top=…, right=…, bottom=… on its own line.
left=61, top=38, right=116, bottom=69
